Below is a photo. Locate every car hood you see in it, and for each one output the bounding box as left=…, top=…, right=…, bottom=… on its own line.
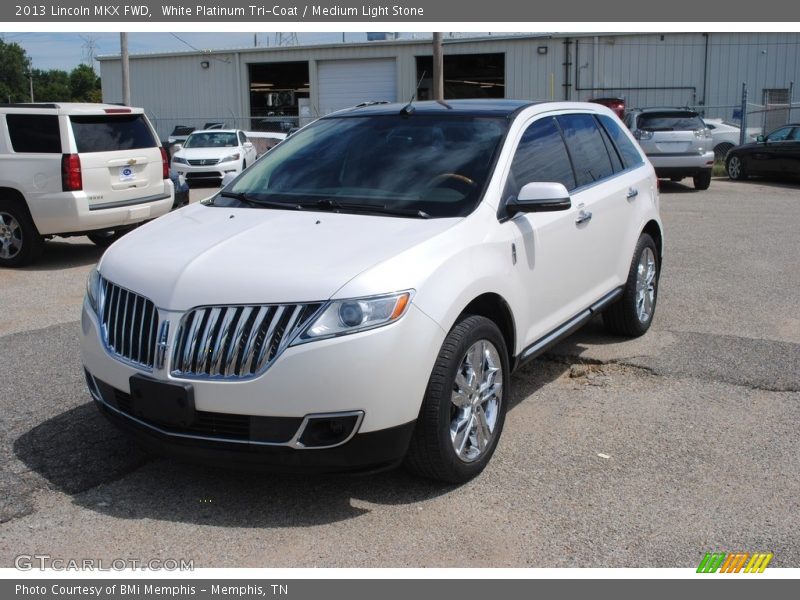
left=99, top=202, right=460, bottom=310
left=175, top=147, right=241, bottom=160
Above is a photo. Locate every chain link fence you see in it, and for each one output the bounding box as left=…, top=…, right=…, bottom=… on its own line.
left=151, top=115, right=300, bottom=144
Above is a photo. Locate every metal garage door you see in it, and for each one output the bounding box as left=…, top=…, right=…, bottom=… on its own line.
left=317, top=59, right=397, bottom=115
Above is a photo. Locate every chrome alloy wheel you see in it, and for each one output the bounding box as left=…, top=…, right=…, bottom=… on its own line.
left=450, top=340, right=503, bottom=463
left=635, top=246, right=657, bottom=323
left=0, top=211, right=23, bottom=260
left=727, top=155, right=742, bottom=179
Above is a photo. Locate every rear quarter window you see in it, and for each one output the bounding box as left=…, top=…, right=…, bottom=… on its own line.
left=6, top=114, right=61, bottom=153
left=70, top=114, right=157, bottom=153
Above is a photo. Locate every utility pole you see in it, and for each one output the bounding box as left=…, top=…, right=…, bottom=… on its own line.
left=433, top=32, right=444, bottom=101
left=29, top=70, right=34, bottom=102
left=120, top=32, right=131, bottom=106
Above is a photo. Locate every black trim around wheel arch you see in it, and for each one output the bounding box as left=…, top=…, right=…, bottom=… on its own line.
left=88, top=193, right=171, bottom=211
left=513, top=287, right=624, bottom=370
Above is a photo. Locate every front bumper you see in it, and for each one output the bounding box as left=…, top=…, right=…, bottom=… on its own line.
left=90, top=376, right=416, bottom=472
left=172, top=159, right=241, bottom=183
left=80, top=298, right=445, bottom=467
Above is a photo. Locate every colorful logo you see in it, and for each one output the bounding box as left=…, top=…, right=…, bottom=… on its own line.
left=697, top=552, right=773, bottom=573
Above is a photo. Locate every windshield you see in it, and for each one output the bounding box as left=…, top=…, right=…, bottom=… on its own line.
left=637, top=112, right=705, bottom=132
left=184, top=132, right=238, bottom=148
left=222, top=114, right=508, bottom=218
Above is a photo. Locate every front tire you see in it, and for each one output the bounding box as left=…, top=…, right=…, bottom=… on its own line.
left=405, top=315, right=509, bottom=483
left=726, top=154, right=747, bottom=180
left=0, top=200, right=44, bottom=268
left=693, top=170, right=712, bottom=190
left=603, top=234, right=659, bottom=337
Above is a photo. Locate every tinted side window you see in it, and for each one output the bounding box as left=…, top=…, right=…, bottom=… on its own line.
left=508, top=117, right=575, bottom=194
left=556, top=114, right=614, bottom=187
left=598, top=114, right=645, bottom=170
left=70, top=114, right=157, bottom=153
left=6, top=114, right=61, bottom=153
left=238, top=132, right=247, bottom=144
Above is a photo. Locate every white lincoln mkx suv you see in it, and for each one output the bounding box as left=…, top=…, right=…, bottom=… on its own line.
left=81, top=100, right=663, bottom=482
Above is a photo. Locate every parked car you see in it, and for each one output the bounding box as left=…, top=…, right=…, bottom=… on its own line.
left=167, top=124, right=195, bottom=145
left=624, top=107, right=715, bottom=189
left=589, top=97, right=625, bottom=119
left=81, top=100, right=663, bottom=482
left=725, top=123, right=800, bottom=180
left=702, top=118, right=759, bottom=160
left=0, top=102, right=173, bottom=267
left=170, top=129, right=258, bottom=186
left=169, top=169, right=190, bottom=208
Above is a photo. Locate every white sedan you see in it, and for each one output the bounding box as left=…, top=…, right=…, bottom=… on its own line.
left=703, top=119, right=759, bottom=159
left=171, top=129, right=258, bottom=186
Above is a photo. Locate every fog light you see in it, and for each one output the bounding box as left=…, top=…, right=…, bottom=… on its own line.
left=297, top=413, right=362, bottom=448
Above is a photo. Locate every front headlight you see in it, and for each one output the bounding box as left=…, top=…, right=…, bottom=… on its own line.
left=86, top=267, right=101, bottom=313
left=293, top=291, right=413, bottom=344
left=171, top=156, right=188, bottom=165
left=220, top=153, right=241, bottom=163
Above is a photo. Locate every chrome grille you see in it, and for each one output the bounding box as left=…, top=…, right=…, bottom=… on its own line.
left=100, top=279, right=159, bottom=369
left=187, top=158, right=218, bottom=166
left=171, top=303, right=323, bottom=378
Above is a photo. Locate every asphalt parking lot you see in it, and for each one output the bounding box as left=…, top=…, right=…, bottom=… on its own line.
left=1, top=178, right=798, bottom=568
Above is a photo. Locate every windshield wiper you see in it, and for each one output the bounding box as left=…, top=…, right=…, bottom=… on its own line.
left=217, top=191, right=304, bottom=211
left=310, top=198, right=430, bottom=219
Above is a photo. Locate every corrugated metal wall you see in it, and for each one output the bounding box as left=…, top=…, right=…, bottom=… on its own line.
left=100, top=33, right=800, bottom=139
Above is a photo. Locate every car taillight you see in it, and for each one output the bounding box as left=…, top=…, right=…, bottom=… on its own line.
left=635, top=130, right=654, bottom=141
left=160, top=147, right=169, bottom=179
left=61, top=154, right=82, bottom=191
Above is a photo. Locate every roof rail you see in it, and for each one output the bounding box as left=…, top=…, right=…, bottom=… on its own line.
left=0, top=103, right=60, bottom=109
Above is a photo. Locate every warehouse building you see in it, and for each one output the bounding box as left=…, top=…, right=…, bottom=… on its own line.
left=98, top=32, right=800, bottom=139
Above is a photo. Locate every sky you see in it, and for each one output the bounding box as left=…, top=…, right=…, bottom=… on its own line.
left=0, top=32, right=444, bottom=71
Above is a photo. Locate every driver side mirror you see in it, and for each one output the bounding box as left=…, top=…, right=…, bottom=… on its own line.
left=172, top=143, right=183, bottom=153
left=757, top=134, right=766, bottom=143
left=506, top=182, right=572, bottom=217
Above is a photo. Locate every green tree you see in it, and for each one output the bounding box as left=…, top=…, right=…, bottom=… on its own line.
left=0, top=39, right=31, bottom=103
left=32, top=68, right=70, bottom=102
left=69, top=63, right=101, bottom=102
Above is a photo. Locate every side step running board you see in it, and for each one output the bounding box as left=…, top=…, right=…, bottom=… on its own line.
left=514, top=287, right=623, bottom=370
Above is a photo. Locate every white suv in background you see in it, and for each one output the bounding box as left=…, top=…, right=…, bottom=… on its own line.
left=0, top=103, right=173, bottom=267
left=81, top=100, right=663, bottom=483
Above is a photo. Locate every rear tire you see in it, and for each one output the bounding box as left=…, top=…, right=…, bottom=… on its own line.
left=0, top=199, right=44, bottom=268
left=405, top=315, right=509, bottom=483
left=726, top=154, right=747, bottom=180
left=603, top=233, right=659, bottom=337
left=693, top=170, right=712, bottom=190
left=87, top=229, right=130, bottom=248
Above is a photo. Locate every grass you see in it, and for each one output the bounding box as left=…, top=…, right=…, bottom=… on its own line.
left=712, top=160, right=727, bottom=177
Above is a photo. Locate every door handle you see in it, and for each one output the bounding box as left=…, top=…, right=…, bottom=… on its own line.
left=626, top=188, right=639, bottom=199
left=575, top=209, right=593, bottom=225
